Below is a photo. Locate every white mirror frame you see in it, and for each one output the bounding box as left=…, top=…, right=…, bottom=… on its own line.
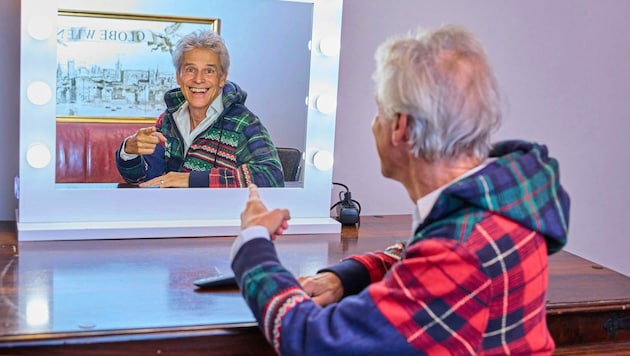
left=17, top=0, right=343, bottom=241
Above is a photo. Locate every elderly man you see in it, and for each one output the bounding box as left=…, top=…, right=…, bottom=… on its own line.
left=231, top=25, right=570, bottom=355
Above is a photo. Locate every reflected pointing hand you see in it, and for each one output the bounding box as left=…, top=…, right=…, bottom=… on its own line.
left=125, top=127, right=167, bottom=155
left=240, top=184, right=291, bottom=239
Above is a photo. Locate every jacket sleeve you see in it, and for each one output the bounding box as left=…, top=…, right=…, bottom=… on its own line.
left=116, top=143, right=165, bottom=184
left=318, top=242, right=405, bottom=298
left=231, top=237, right=491, bottom=355
left=190, top=119, right=285, bottom=188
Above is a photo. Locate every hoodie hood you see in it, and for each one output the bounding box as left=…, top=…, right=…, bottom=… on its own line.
left=420, top=140, right=570, bottom=255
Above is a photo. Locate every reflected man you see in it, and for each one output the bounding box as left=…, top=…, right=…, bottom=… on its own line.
left=231, top=25, right=570, bottom=354
left=116, top=29, right=284, bottom=188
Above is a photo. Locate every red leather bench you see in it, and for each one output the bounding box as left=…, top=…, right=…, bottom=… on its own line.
left=55, top=121, right=149, bottom=183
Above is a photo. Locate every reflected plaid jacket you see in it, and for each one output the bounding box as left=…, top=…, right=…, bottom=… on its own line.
left=116, top=81, right=284, bottom=187
left=232, top=140, right=571, bottom=355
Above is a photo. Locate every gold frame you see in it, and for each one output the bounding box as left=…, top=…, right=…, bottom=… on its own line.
left=56, top=116, right=156, bottom=124
left=59, top=10, right=221, bottom=32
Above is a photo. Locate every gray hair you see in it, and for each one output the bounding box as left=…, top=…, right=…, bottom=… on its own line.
left=172, top=29, right=230, bottom=75
left=373, top=25, right=502, bottom=161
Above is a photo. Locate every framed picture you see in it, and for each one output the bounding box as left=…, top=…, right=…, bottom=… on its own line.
left=56, top=9, right=220, bottom=123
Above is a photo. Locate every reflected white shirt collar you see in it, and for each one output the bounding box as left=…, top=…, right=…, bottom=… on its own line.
left=173, top=92, right=224, bottom=152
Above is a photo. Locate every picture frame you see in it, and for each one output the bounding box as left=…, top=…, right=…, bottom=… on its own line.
left=56, top=9, right=220, bottom=123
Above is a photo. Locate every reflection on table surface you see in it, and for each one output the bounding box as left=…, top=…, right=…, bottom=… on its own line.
left=0, top=215, right=409, bottom=339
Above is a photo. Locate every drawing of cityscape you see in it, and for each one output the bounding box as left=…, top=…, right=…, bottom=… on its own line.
left=56, top=58, right=176, bottom=118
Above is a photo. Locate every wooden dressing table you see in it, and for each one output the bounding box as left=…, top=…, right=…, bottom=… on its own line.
left=1, top=215, right=629, bottom=355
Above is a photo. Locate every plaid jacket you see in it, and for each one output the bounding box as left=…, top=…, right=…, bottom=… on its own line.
left=231, top=140, right=570, bottom=355
left=116, top=81, right=284, bottom=187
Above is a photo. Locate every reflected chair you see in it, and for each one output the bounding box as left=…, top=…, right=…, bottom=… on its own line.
left=276, top=147, right=303, bottom=182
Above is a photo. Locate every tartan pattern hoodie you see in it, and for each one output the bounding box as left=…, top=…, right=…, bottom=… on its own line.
left=231, top=140, right=570, bottom=355
left=116, top=81, right=284, bottom=187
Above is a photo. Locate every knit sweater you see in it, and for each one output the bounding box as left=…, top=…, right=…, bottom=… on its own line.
left=231, top=140, right=570, bottom=355
left=116, top=81, right=284, bottom=187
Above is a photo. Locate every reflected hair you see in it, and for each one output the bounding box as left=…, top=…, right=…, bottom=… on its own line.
left=373, top=25, right=502, bottom=161
left=172, top=29, right=230, bottom=75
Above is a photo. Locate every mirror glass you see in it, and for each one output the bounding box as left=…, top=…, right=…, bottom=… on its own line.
left=54, top=1, right=310, bottom=185
left=18, top=0, right=343, bottom=241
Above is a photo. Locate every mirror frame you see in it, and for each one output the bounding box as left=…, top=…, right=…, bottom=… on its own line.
left=17, top=0, right=343, bottom=241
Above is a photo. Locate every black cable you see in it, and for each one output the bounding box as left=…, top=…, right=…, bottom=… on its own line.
left=331, top=182, right=361, bottom=212
left=332, top=182, right=349, bottom=192
left=330, top=182, right=362, bottom=225
left=330, top=200, right=342, bottom=210
left=330, top=182, right=350, bottom=210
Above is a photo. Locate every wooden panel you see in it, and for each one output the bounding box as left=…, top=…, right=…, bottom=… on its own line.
left=554, top=341, right=630, bottom=356
left=548, top=310, right=630, bottom=349
left=2, top=329, right=274, bottom=356
left=547, top=246, right=630, bottom=349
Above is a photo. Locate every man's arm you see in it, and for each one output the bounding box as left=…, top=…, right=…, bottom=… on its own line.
left=297, top=242, right=405, bottom=306
left=116, top=124, right=167, bottom=184
left=232, top=234, right=490, bottom=355
left=232, top=185, right=491, bottom=355
left=116, top=142, right=165, bottom=184
left=313, top=242, right=405, bottom=300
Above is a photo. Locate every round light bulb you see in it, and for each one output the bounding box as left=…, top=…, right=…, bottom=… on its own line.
left=319, top=36, right=340, bottom=57
left=315, top=94, right=337, bottom=115
left=26, top=143, right=51, bottom=169
left=27, top=81, right=52, bottom=106
left=313, top=150, right=334, bottom=171
left=27, top=16, right=54, bottom=40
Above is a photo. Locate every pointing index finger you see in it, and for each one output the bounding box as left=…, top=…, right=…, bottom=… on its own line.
left=248, top=184, right=260, bottom=200
left=139, top=127, right=156, bottom=136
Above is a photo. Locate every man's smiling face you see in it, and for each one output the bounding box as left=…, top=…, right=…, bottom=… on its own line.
left=176, top=47, right=227, bottom=117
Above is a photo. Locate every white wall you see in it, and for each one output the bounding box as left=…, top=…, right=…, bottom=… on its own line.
left=3, top=0, right=630, bottom=276
left=332, top=0, right=630, bottom=277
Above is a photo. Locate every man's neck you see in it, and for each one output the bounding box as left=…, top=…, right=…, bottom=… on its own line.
left=190, top=115, right=204, bottom=131
left=405, top=155, right=483, bottom=201
left=189, top=109, right=207, bottom=129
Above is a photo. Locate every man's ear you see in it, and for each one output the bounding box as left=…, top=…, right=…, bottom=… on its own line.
left=176, top=70, right=184, bottom=87
left=219, top=71, right=227, bottom=88
left=391, top=113, right=409, bottom=146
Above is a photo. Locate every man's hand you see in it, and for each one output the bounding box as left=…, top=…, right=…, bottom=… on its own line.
left=297, top=272, right=344, bottom=306
left=140, top=172, right=190, bottom=188
left=241, top=184, right=290, bottom=239
left=124, top=127, right=166, bottom=155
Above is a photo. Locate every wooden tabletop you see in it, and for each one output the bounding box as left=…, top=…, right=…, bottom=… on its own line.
left=1, top=216, right=629, bottom=354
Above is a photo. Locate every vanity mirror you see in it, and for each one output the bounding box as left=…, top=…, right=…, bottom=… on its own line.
left=18, top=0, right=343, bottom=241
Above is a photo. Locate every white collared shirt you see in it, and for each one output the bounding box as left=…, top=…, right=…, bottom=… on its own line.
left=173, top=92, right=224, bottom=154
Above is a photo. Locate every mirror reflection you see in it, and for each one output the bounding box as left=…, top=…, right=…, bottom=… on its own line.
left=18, top=0, right=342, bottom=240
left=54, top=1, right=312, bottom=185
